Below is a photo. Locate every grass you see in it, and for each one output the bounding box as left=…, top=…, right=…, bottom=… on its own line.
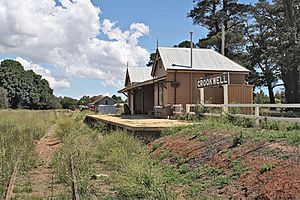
left=96, top=132, right=174, bottom=199
left=1, top=109, right=299, bottom=198
left=161, top=116, right=300, bottom=146
left=0, top=110, right=57, bottom=195
left=50, top=112, right=175, bottom=199
left=153, top=115, right=300, bottom=197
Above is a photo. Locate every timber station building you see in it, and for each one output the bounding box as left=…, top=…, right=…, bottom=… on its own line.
left=118, top=47, right=253, bottom=117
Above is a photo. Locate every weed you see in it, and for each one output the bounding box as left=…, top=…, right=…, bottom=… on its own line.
left=151, top=142, right=162, bottom=152
left=157, top=150, right=170, bottom=161
left=185, top=183, right=206, bottom=198
left=214, top=175, right=233, bottom=188
left=179, top=164, right=189, bottom=174
left=160, top=126, right=185, bottom=137
left=231, top=159, right=248, bottom=178
left=13, top=180, right=33, bottom=193
left=230, top=132, right=244, bottom=148
left=194, top=104, right=208, bottom=119
left=260, top=163, right=278, bottom=174
left=199, top=135, right=209, bottom=142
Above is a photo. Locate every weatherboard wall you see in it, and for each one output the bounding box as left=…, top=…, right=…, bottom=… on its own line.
left=165, top=71, right=247, bottom=106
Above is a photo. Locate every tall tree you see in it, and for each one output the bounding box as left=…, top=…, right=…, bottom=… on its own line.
left=58, top=96, right=78, bottom=109
left=174, top=40, right=196, bottom=48
left=146, top=53, right=156, bottom=67
left=279, top=0, right=300, bottom=103
left=78, top=95, right=92, bottom=105
left=189, top=0, right=251, bottom=59
left=0, top=59, right=58, bottom=109
left=245, top=0, right=282, bottom=103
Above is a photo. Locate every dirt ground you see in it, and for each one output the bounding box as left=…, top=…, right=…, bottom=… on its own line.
left=12, top=125, right=69, bottom=199
left=150, top=130, right=300, bottom=199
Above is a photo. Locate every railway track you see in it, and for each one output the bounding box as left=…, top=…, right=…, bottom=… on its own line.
left=2, top=154, right=81, bottom=200
left=70, top=155, right=80, bottom=200
left=2, top=152, right=23, bottom=200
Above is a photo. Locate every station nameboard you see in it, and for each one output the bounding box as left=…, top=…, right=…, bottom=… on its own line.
left=197, top=74, right=228, bottom=88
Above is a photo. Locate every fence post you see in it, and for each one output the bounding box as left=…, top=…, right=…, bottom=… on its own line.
left=222, top=105, right=227, bottom=115
left=186, top=104, right=190, bottom=113
left=255, top=106, right=260, bottom=126
left=223, top=85, right=229, bottom=114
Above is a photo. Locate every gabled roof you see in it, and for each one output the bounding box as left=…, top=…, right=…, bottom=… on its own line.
left=126, top=66, right=153, bottom=84
left=92, top=96, right=115, bottom=104
left=153, top=47, right=250, bottom=74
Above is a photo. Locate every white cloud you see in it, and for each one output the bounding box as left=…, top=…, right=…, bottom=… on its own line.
left=16, top=57, right=71, bottom=89
left=0, top=0, right=150, bottom=89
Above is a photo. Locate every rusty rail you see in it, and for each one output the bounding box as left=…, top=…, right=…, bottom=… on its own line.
left=70, top=155, right=80, bottom=200
left=3, top=152, right=22, bottom=200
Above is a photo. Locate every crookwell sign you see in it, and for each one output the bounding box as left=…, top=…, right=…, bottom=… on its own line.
left=197, top=74, right=228, bottom=88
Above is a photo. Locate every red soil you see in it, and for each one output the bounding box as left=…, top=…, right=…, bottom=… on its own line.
left=150, top=130, right=300, bottom=199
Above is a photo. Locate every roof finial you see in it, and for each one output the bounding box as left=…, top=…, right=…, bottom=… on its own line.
left=156, top=37, right=159, bottom=49
left=126, top=61, right=129, bottom=68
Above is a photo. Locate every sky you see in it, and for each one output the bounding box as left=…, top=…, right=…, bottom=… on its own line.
left=0, top=0, right=256, bottom=99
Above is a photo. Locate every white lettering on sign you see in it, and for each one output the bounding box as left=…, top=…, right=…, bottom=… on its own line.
left=197, top=74, right=228, bottom=88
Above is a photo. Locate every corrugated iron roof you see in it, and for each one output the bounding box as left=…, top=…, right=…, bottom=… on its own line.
left=158, top=47, right=250, bottom=72
left=127, top=66, right=153, bottom=83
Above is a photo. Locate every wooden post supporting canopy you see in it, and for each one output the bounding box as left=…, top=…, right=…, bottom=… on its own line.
left=130, top=90, right=134, bottom=115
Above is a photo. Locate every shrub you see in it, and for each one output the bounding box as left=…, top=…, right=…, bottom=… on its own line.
left=179, top=164, right=189, bottom=174
left=230, top=132, right=244, bottom=148
left=260, top=163, right=277, bottom=174
left=194, top=104, right=208, bottom=119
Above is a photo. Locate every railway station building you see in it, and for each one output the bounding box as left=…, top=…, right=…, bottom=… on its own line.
left=118, top=47, right=253, bottom=116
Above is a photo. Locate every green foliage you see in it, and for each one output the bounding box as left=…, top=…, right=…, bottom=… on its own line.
left=151, top=142, right=162, bottom=152
left=189, top=0, right=300, bottom=102
left=161, top=163, right=234, bottom=198
left=157, top=151, right=170, bottom=161
left=0, top=60, right=59, bottom=109
left=231, top=159, right=249, bottom=178
left=0, top=87, right=9, bottom=108
left=179, top=164, right=189, bottom=174
left=160, top=116, right=300, bottom=146
left=188, top=0, right=250, bottom=60
left=194, top=104, right=208, bottom=119
left=78, top=95, right=92, bottom=106
left=174, top=40, right=196, bottom=48
left=58, top=96, right=78, bottom=109
left=111, top=95, right=123, bottom=103
left=230, top=132, right=244, bottom=148
left=96, top=132, right=174, bottom=199
left=51, top=113, right=100, bottom=198
left=53, top=115, right=175, bottom=199
left=260, top=163, right=277, bottom=174
left=146, top=53, right=156, bottom=67
left=254, top=90, right=271, bottom=104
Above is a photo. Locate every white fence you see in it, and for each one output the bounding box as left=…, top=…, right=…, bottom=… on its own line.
left=186, top=104, right=300, bottom=125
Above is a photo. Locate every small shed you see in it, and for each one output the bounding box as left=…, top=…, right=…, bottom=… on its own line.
left=93, top=96, right=117, bottom=114
left=93, top=96, right=115, bottom=107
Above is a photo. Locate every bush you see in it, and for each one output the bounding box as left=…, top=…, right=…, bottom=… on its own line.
left=0, top=87, right=9, bottom=108
left=230, top=132, right=244, bottom=148
left=194, top=104, right=208, bottom=119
